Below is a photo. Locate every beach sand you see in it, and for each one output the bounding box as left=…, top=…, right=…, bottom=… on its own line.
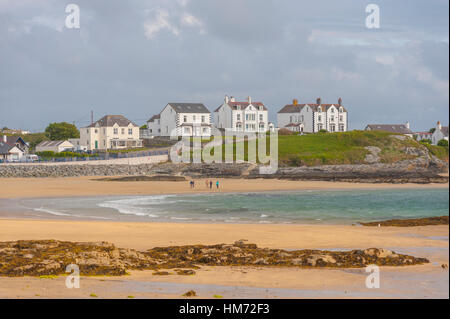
left=0, top=176, right=448, bottom=199
left=0, top=176, right=448, bottom=298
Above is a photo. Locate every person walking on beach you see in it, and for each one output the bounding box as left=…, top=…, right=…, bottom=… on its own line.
left=216, top=180, right=219, bottom=189
left=205, top=180, right=209, bottom=188
left=209, top=180, right=213, bottom=189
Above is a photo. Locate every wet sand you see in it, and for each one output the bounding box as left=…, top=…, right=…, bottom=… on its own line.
left=0, top=176, right=447, bottom=199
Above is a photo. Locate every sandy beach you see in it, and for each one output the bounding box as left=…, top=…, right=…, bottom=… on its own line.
left=0, top=176, right=448, bottom=298
left=0, top=176, right=448, bottom=199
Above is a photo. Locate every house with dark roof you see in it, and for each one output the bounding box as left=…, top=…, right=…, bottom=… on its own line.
left=432, top=121, right=449, bottom=145
left=146, top=114, right=161, bottom=137
left=365, top=122, right=413, bottom=137
left=159, top=103, right=211, bottom=137
left=277, top=98, right=348, bottom=133
left=0, top=136, right=26, bottom=162
left=214, top=95, right=269, bottom=133
left=80, top=115, right=142, bottom=151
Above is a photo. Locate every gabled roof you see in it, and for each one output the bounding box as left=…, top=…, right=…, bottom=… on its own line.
left=168, top=103, right=210, bottom=114
left=147, top=114, right=160, bottom=122
left=365, top=124, right=413, bottom=134
left=2, top=136, right=28, bottom=147
left=0, top=141, right=13, bottom=155
left=85, top=115, right=138, bottom=128
left=278, top=103, right=346, bottom=113
left=215, top=101, right=267, bottom=112
left=36, top=140, right=73, bottom=147
left=438, top=126, right=449, bottom=137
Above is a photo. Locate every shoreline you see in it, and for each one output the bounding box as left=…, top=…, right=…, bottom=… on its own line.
left=0, top=176, right=448, bottom=199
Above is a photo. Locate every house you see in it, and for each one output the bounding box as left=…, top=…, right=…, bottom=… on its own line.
left=68, top=138, right=88, bottom=152
left=35, top=140, right=75, bottom=153
left=365, top=122, right=413, bottom=137
left=146, top=114, right=161, bottom=137
left=432, top=121, right=449, bottom=145
left=0, top=139, right=25, bottom=162
left=159, top=103, right=211, bottom=137
left=277, top=98, right=348, bottom=133
left=80, top=115, right=142, bottom=151
left=414, top=131, right=432, bottom=142
left=1, top=135, right=29, bottom=154
left=214, top=96, right=269, bottom=133
left=0, top=135, right=28, bottom=161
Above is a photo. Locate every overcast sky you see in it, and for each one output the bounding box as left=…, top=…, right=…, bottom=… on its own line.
left=0, top=0, right=448, bottom=132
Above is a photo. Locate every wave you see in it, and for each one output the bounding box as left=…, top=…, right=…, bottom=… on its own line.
left=34, top=207, right=71, bottom=216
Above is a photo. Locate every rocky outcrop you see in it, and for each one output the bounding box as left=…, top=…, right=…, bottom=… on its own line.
left=360, top=216, right=449, bottom=227
left=0, top=240, right=429, bottom=277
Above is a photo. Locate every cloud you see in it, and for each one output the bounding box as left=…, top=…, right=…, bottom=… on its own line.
left=143, top=8, right=179, bottom=39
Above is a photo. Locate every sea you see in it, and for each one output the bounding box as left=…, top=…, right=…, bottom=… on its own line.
left=0, top=188, right=448, bottom=224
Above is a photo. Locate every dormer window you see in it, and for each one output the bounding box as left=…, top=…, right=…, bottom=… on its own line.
left=331, top=108, right=335, bottom=113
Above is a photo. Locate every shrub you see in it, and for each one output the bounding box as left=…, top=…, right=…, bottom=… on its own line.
left=278, top=128, right=295, bottom=136
left=419, top=139, right=432, bottom=144
left=437, top=139, right=449, bottom=147
left=318, top=129, right=327, bottom=133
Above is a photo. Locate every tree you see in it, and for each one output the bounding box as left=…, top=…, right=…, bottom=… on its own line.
left=45, top=122, right=79, bottom=140
left=437, top=139, right=449, bottom=147
left=419, top=138, right=432, bottom=144
left=140, top=124, right=148, bottom=129
left=429, top=128, right=436, bottom=133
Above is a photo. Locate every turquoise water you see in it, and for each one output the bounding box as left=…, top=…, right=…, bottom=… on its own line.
left=4, top=188, right=448, bottom=224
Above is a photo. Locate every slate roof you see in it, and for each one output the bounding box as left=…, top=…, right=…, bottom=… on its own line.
left=214, top=101, right=267, bottom=112
left=168, top=103, right=210, bottom=114
left=36, top=140, right=72, bottom=148
left=365, top=124, right=413, bottom=134
left=439, top=126, right=449, bottom=137
left=85, top=115, right=138, bottom=128
left=0, top=141, right=13, bottom=155
left=278, top=103, right=347, bottom=113
left=147, top=114, right=161, bottom=122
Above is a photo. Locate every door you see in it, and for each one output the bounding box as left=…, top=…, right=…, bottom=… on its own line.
left=95, top=141, right=98, bottom=149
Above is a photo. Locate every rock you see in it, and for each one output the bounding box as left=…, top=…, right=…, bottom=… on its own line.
left=364, top=146, right=381, bottom=164
left=442, top=264, right=448, bottom=270
left=182, top=290, right=197, bottom=297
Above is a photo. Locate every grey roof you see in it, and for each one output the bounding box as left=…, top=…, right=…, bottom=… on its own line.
left=36, top=140, right=72, bottom=147
left=85, top=115, right=138, bottom=128
left=215, top=101, right=267, bottom=112
left=147, top=114, right=160, bottom=122
left=365, top=124, right=413, bottom=134
left=439, top=126, right=449, bottom=137
left=168, top=103, right=210, bottom=114
left=278, top=103, right=347, bottom=113
left=0, top=141, right=13, bottom=155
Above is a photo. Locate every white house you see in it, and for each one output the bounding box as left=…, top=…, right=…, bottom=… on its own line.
left=414, top=131, right=432, bottom=142
left=0, top=135, right=28, bottom=161
left=146, top=114, right=161, bottom=137
left=277, top=98, right=348, bottom=133
left=214, top=96, right=269, bottom=133
left=35, top=140, right=75, bottom=153
left=159, top=103, right=211, bottom=137
left=432, top=121, right=449, bottom=145
left=80, top=115, right=142, bottom=151
left=365, top=122, right=413, bottom=137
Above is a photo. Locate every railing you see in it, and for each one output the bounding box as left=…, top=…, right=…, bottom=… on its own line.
left=0, top=149, right=169, bottom=164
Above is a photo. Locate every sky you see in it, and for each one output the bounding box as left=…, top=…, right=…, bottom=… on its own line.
left=0, top=0, right=448, bottom=132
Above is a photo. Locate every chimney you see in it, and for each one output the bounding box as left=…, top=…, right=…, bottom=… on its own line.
left=405, top=121, right=410, bottom=129
left=316, top=97, right=321, bottom=105
left=293, top=99, right=298, bottom=106
left=437, top=121, right=442, bottom=130
left=247, top=96, right=252, bottom=104
left=2, top=135, right=6, bottom=143
left=225, top=95, right=229, bottom=104
left=230, top=96, right=235, bottom=102
left=338, top=97, right=342, bottom=106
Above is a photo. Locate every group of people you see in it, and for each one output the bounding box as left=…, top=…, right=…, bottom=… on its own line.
left=189, top=179, right=219, bottom=189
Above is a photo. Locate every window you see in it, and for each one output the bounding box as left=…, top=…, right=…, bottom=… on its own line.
left=290, top=116, right=294, bottom=123
left=184, top=127, right=190, bottom=134
left=339, top=115, right=343, bottom=122
left=202, top=128, right=208, bottom=133
left=301, top=115, right=304, bottom=122
left=201, top=116, right=205, bottom=122
left=318, top=115, right=322, bottom=122
left=259, top=114, right=263, bottom=121
left=113, top=128, right=118, bottom=134
left=86, top=129, right=89, bottom=133
left=94, top=129, right=98, bottom=133
left=237, top=114, right=241, bottom=121
left=184, top=116, right=187, bottom=123
left=330, top=125, right=336, bottom=132
left=331, top=116, right=335, bottom=122
left=246, top=114, right=249, bottom=121
left=150, top=129, right=153, bottom=133
left=318, top=124, right=323, bottom=130
left=121, top=128, right=125, bottom=134
left=339, top=124, right=345, bottom=132
left=128, top=128, right=133, bottom=135
left=193, top=115, right=196, bottom=121
left=331, top=108, right=335, bottom=113
left=103, top=129, right=106, bottom=134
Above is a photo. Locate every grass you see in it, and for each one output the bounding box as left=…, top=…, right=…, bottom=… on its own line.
left=39, top=275, right=58, bottom=279
left=89, top=293, right=98, bottom=298
left=213, top=295, right=223, bottom=299
left=187, top=130, right=447, bottom=166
